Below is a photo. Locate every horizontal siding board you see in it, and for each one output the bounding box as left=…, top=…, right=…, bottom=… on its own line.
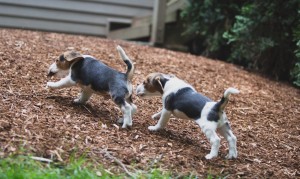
left=0, top=16, right=106, bottom=36
left=132, top=11, right=177, bottom=27
left=67, top=0, right=153, bottom=8
left=108, top=25, right=150, bottom=39
left=132, top=0, right=183, bottom=27
left=0, top=0, right=154, bottom=36
left=0, top=4, right=131, bottom=25
left=0, top=0, right=153, bottom=18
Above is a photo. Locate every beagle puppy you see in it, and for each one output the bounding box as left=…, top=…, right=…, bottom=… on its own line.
left=47, top=46, right=136, bottom=128
left=136, top=73, right=239, bottom=159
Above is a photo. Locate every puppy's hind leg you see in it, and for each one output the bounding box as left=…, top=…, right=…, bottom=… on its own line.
left=118, top=102, right=136, bottom=125
left=151, top=110, right=162, bottom=120
left=195, top=119, right=220, bottom=159
left=130, top=103, right=137, bottom=115
left=203, top=129, right=220, bottom=159
left=118, top=95, right=136, bottom=125
left=113, top=94, right=133, bottom=128
left=74, top=90, right=93, bottom=104
left=120, top=101, right=133, bottom=128
left=148, top=109, right=171, bottom=131
left=126, top=95, right=137, bottom=116
left=218, top=122, right=237, bottom=159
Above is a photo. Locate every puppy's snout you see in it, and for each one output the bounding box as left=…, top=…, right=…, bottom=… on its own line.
left=136, top=84, right=144, bottom=96
left=47, top=62, right=59, bottom=77
left=135, top=85, right=140, bottom=93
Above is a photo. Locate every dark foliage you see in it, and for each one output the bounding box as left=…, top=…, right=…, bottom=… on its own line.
left=181, top=0, right=300, bottom=85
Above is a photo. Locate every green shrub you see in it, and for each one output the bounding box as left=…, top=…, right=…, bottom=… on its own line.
left=291, top=40, right=300, bottom=86
left=223, top=0, right=299, bottom=81
left=181, top=0, right=300, bottom=85
left=180, top=0, right=242, bottom=59
left=291, top=11, right=300, bottom=86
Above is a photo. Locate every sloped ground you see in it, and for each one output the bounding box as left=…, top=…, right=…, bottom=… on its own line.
left=0, top=29, right=299, bottom=178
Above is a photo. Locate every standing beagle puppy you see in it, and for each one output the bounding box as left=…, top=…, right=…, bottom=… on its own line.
left=47, top=45, right=136, bottom=128
left=136, top=73, right=239, bottom=159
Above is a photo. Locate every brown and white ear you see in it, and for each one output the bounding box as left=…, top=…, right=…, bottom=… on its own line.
left=64, top=51, right=84, bottom=62
left=154, top=76, right=164, bottom=93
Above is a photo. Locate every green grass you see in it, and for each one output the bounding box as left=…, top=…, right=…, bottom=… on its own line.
left=0, top=155, right=117, bottom=179
left=0, top=153, right=227, bottom=178
left=0, top=155, right=176, bottom=179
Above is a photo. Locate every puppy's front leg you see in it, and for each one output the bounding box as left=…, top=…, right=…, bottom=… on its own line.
left=151, top=110, right=162, bottom=120
left=47, top=76, right=76, bottom=89
left=148, top=109, right=171, bottom=131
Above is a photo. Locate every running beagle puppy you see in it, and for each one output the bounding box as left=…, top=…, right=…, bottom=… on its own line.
left=46, top=45, right=136, bottom=128
left=136, top=73, right=239, bottom=159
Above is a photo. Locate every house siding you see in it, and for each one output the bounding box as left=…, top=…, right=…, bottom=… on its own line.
left=0, top=0, right=153, bottom=36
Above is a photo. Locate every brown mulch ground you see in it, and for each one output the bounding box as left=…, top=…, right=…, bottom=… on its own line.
left=0, top=29, right=299, bottom=178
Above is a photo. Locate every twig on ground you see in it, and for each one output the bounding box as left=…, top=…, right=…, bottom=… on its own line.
left=83, top=105, right=92, bottom=114
left=30, top=156, right=53, bottom=163
left=97, top=148, right=135, bottom=178
left=148, top=153, right=164, bottom=170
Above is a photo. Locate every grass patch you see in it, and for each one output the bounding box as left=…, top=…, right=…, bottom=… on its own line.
left=0, top=155, right=177, bottom=179
left=0, top=154, right=225, bottom=178
left=0, top=155, right=117, bottom=179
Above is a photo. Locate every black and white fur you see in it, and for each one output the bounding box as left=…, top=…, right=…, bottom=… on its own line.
left=136, top=73, right=239, bottom=159
left=47, top=45, right=136, bottom=128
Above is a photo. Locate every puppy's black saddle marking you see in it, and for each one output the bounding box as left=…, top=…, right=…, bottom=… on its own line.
left=164, top=87, right=212, bottom=120
left=71, top=57, right=129, bottom=106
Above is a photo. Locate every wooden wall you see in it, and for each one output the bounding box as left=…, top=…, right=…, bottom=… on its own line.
left=0, top=0, right=153, bottom=36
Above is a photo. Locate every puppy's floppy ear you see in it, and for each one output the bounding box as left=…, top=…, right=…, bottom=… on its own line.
left=64, top=51, right=84, bottom=62
left=154, top=76, right=164, bottom=94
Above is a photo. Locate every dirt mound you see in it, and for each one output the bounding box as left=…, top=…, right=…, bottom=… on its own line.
left=0, top=29, right=299, bottom=178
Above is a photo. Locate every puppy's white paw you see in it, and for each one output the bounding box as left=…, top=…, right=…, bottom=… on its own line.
left=73, top=98, right=83, bottom=104
left=121, top=117, right=132, bottom=128
left=117, top=118, right=124, bottom=124
left=148, top=125, right=160, bottom=131
left=151, top=114, right=160, bottom=120
left=205, top=154, right=217, bottom=160
left=122, top=123, right=127, bottom=128
left=122, top=122, right=132, bottom=129
left=131, top=104, right=137, bottom=115
left=47, top=82, right=56, bottom=89
left=226, top=151, right=238, bottom=159
left=128, top=119, right=133, bottom=126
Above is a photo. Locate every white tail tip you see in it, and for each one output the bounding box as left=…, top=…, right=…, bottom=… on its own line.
left=224, top=87, right=239, bottom=98
left=116, top=45, right=128, bottom=59
left=116, top=45, right=125, bottom=54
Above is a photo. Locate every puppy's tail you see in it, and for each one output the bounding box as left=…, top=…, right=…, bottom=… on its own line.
left=117, top=45, right=134, bottom=81
left=215, top=87, right=239, bottom=111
